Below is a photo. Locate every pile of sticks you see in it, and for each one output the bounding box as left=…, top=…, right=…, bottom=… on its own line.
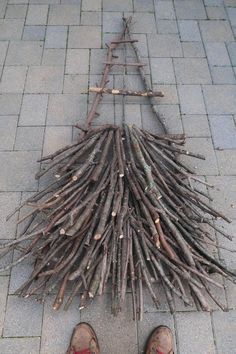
left=0, top=17, right=235, bottom=320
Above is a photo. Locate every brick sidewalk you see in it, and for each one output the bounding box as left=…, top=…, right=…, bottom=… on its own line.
left=0, top=0, right=236, bottom=353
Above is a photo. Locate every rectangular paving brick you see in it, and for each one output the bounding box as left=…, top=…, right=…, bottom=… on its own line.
left=82, top=0, right=101, bottom=11
left=81, top=11, right=101, bottom=26
left=19, top=94, right=48, bottom=126
left=0, top=151, right=39, bottom=191
left=0, top=66, right=27, bottom=93
left=150, top=58, right=175, bottom=84
left=0, top=277, right=9, bottom=336
left=25, top=66, right=64, bottom=93
left=227, top=7, right=236, bottom=26
left=48, top=4, right=80, bottom=25
left=0, top=42, right=8, bottom=65
left=134, top=0, right=154, bottom=12
left=152, top=84, right=179, bottom=105
left=15, top=126, right=44, bottom=151
left=216, top=150, right=236, bottom=175
left=178, top=85, right=206, bottom=114
left=9, top=250, right=33, bottom=295
left=0, top=337, right=40, bottom=354
left=227, top=42, right=236, bottom=66
left=26, top=5, right=48, bottom=25
left=199, top=20, right=234, bottom=41
left=63, top=74, right=88, bottom=94
left=175, top=0, right=207, bottom=19
left=155, top=1, right=175, bottom=19
left=205, top=42, right=231, bottom=67
left=157, top=20, right=178, bottom=34
left=68, top=25, right=101, bottom=48
left=174, top=58, right=211, bottom=84
left=212, top=310, right=236, bottom=353
left=182, top=42, right=205, bottom=57
left=182, top=114, right=211, bottom=137
left=43, top=126, right=72, bottom=155
left=4, top=295, right=43, bottom=337
left=90, top=103, right=115, bottom=125
left=23, top=25, right=46, bottom=41
left=45, top=25, right=67, bottom=49
left=148, top=34, right=182, bottom=57
left=0, top=94, right=22, bottom=115
left=6, top=40, right=43, bottom=65
left=0, top=116, right=18, bottom=150
left=103, top=11, right=123, bottom=33
left=211, top=66, right=236, bottom=84
left=0, top=192, right=20, bottom=240
left=5, top=4, right=27, bottom=18
left=125, top=12, right=157, bottom=33
left=103, top=0, right=133, bottom=11
left=176, top=312, right=215, bottom=354
left=42, top=48, right=66, bottom=66
left=179, top=20, right=201, bottom=41
left=66, top=49, right=89, bottom=74
left=206, top=5, right=227, bottom=19
left=0, top=19, right=24, bottom=40
left=203, top=85, right=236, bottom=114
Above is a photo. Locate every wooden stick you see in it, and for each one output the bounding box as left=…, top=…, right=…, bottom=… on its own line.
left=88, top=87, right=164, bottom=97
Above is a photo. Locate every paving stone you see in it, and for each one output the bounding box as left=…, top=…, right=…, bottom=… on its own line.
left=157, top=19, right=178, bottom=34
left=148, top=34, right=182, bottom=57
left=207, top=176, right=236, bottom=219
left=45, top=25, right=67, bottom=48
left=152, top=84, right=179, bottom=105
left=199, top=20, right=234, bottom=41
left=82, top=0, right=101, bottom=11
left=175, top=0, right=207, bottom=19
left=48, top=4, right=80, bottom=25
left=19, top=94, right=48, bottom=126
left=138, top=312, right=176, bottom=354
left=180, top=137, right=218, bottom=175
left=227, top=7, right=236, bottom=26
left=90, top=49, right=112, bottom=74
left=224, top=0, right=236, bottom=5
left=0, top=42, right=8, bottom=65
left=150, top=58, right=175, bottom=84
left=203, top=85, right=236, bottom=114
left=89, top=74, right=114, bottom=103
left=23, top=25, right=46, bottom=41
left=81, top=294, right=138, bottom=354
left=225, top=279, right=236, bottom=309
left=142, top=283, right=170, bottom=312
left=0, top=19, right=24, bottom=40
left=5, top=4, right=27, bottom=18
left=68, top=25, right=101, bottom=48
left=81, top=11, right=101, bottom=26
left=0, top=239, right=13, bottom=276
left=174, top=58, right=211, bottom=84
left=179, top=20, right=201, bottom=41
left=178, top=85, right=206, bottom=114
left=134, top=0, right=154, bottom=12
left=6, top=41, right=43, bottom=66
left=0, top=116, right=18, bottom=150
left=182, top=41, right=205, bottom=57
left=90, top=103, right=115, bottom=125
left=124, top=34, right=149, bottom=58
left=0, top=151, right=39, bottom=191
left=227, top=42, right=236, bottom=66
left=103, top=11, right=123, bottom=33
left=205, top=42, right=231, bottom=66
left=155, top=1, right=175, bottom=19
left=25, top=66, right=64, bottom=93
left=0, top=66, right=27, bottom=93
left=217, top=150, right=236, bottom=176
left=212, top=310, right=236, bottom=353
left=176, top=312, right=215, bottom=354
left=15, top=126, right=44, bottom=151
left=0, top=94, right=22, bottom=115
left=43, top=126, right=72, bottom=155
left=182, top=114, right=211, bottom=137
left=211, top=66, right=236, bottom=84
left=209, top=114, right=236, bottom=149
left=0, top=0, right=7, bottom=17
left=4, top=295, right=43, bottom=337
left=0, top=337, right=40, bottom=354
left=0, top=192, right=20, bottom=239
left=42, top=48, right=66, bottom=66
left=41, top=297, right=81, bottom=354
left=66, top=49, right=89, bottom=74
left=63, top=74, right=88, bottom=94
left=204, top=0, right=224, bottom=5
left=26, top=5, right=48, bottom=25
left=124, top=12, right=157, bottom=33
left=103, top=0, right=133, bottom=11
left=206, top=6, right=227, bottom=19
left=0, top=276, right=9, bottom=335
left=9, top=250, right=34, bottom=295
left=125, top=104, right=142, bottom=126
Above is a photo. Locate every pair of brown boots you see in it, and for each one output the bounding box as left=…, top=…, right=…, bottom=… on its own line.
left=66, top=322, right=174, bottom=354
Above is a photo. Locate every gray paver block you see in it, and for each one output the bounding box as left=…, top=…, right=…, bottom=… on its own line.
left=225, top=279, right=236, bottom=309
left=179, top=20, right=201, bottom=41
left=180, top=137, right=218, bottom=175
left=0, top=151, right=39, bottom=191
left=48, top=4, right=80, bottom=25
left=178, top=85, right=206, bottom=114
left=176, top=312, right=215, bottom=354
left=205, top=42, right=231, bottom=66
left=5, top=4, right=27, bottom=18
left=103, top=11, right=123, bottom=33
left=227, top=42, right=236, bottom=66
left=0, top=66, right=27, bottom=94
left=152, top=84, right=179, bottom=105
left=203, top=85, right=236, bottom=114
left=103, top=0, right=133, bottom=11
left=125, top=12, right=157, bottom=34
left=68, top=25, right=101, bottom=48
left=182, top=114, right=211, bottom=137
left=0, top=94, right=22, bottom=115
left=138, top=312, right=176, bottom=354
left=134, top=0, right=154, bottom=12
left=81, top=11, right=101, bottom=26
left=41, top=297, right=81, bottom=354
left=206, top=6, right=227, bottom=19
left=216, top=219, right=236, bottom=271
left=0, top=277, right=9, bottom=335
left=4, top=295, right=43, bottom=337
left=0, top=192, right=20, bottom=239
left=43, top=126, right=72, bottom=155
left=174, top=58, right=211, bottom=84
left=0, top=116, right=18, bottom=150
left=125, top=104, right=142, bottom=126
left=15, top=126, right=44, bottom=151
left=0, top=337, right=40, bottom=354
left=66, top=49, right=89, bottom=74
left=23, top=25, right=46, bottom=41
left=182, top=42, right=205, bottom=57
left=82, top=0, right=101, bottom=11
left=211, top=66, right=236, bottom=84
left=26, top=5, right=48, bottom=25
left=0, top=19, right=24, bottom=40
left=9, top=252, right=34, bottom=295
left=47, top=94, right=87, bottom=125
left=63, top=74, right=88, bottom=94
left=90, top=103, right=115, bottom=125
left=227, top=7, right=236, bottom=26
left=19, top=94, right=48, bottom=126
left=90, top=49, right=110, bottom=74
left=0, top=42, right=8, bottom=65
left=150, top=58, right=175, bottom=84
left=216, top=150, right=236, bottom=175
left=155, top=1, right=175, bottom=19
left=156, top=20, right=178, bottom=34
left=6, top=40, right=43, bottom=65
left=212, top=310, right=236, bottom=353
left=148, top=34, right=182, bottom=57
left=175, top=0, right=207, bottom=19
left=89, top=74, right=114, bottom=103
left=81, top=294, right=138, bottom=354
left=45, top=25, right=67, bottom=49
left=42, top=48, right=66, bottom=66
left=199, top=20, right=234, bottom=41
left=25, top=66, right=64, bottom=93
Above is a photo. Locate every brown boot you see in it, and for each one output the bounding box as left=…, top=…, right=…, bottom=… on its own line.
left=66, top=322, right=100, bottom=354
left=145, top=326, right=174, bottom=354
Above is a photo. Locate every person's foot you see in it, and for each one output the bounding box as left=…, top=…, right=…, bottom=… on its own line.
left=145, top=325, right=174, bottom=354
left=66, top=322, right=100, bottom=354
